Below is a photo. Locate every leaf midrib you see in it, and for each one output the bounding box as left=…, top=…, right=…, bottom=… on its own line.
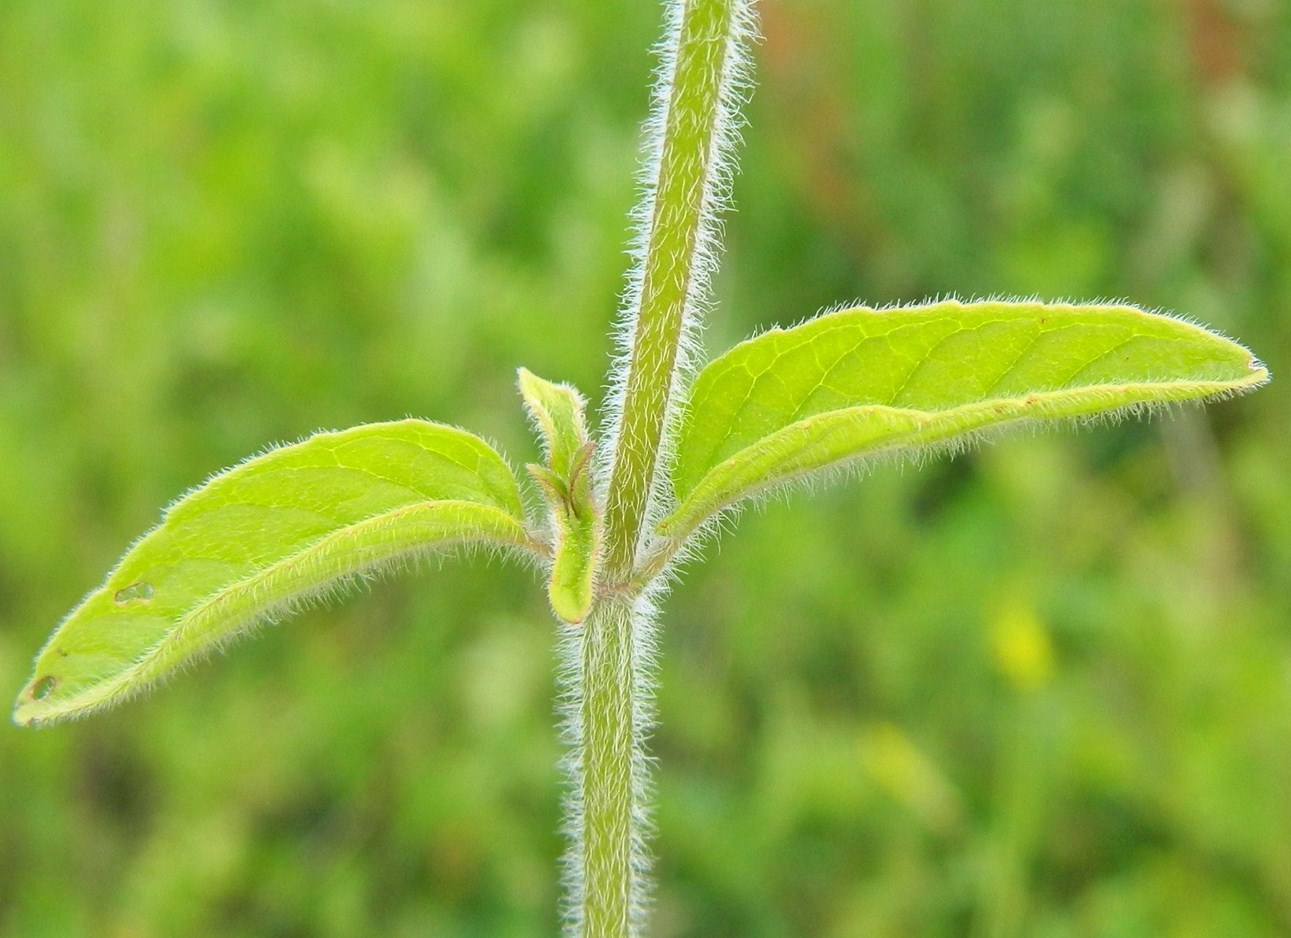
left=664, top=370, right=1267, bottom=537
left=25, top=500, right=536, bottom=724
left=684, top=318, right=1237, bottom=489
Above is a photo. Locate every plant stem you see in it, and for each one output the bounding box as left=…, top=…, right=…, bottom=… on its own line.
left=602, top=0, right=747, bottom=581
left=577, top=597, right=641, bottom=936
left=572, top=1, right=751, bottom=934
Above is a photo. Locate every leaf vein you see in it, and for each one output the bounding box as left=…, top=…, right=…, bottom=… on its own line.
left=886, top=327, right=962, bottom=406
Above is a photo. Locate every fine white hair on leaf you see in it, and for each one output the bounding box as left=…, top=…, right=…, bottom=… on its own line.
left=23, top=535, right=545, bottom=727
left=658, top=388, right=1228, bottom=567
left=645, top=293, right=1267, bottom=566
left=780, top=295, right=1262, bottom=359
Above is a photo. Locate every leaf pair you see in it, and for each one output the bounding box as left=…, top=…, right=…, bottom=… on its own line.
left=13, top=300, right=1267, bottom=726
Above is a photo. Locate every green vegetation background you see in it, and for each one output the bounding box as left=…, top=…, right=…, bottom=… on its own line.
left=2, top=0, right=1288, bottom=934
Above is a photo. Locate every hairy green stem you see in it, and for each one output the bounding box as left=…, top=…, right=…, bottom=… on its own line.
left=577, top=598, right=641, bottom=936
left=602, top=0, right=743, bottom=580
left=573, top=1, right=750, bottom=934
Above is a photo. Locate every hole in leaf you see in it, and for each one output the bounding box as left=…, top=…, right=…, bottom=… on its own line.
left=32, top=676, right=57, bottom=700
left=114, top=582, right=154, bottom=604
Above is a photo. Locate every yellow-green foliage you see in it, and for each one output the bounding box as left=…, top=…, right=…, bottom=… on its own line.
left=519, top=368, right=600, bottom=625
left=664, top=300, right=1266, bottom=539
left=2, top=0, right=1288, bottom=935
left=14, top=421, right=536, bottom=726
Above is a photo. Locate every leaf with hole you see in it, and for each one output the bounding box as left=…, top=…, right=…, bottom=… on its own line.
left=660, top=300, right=1268, bottom=539
left=13, top=419, right=537, bottom=726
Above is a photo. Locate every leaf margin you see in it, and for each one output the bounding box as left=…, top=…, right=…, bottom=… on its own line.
left=13, top=419, right=542, bottom=727
left=658, top=300, right=1269, bottom=542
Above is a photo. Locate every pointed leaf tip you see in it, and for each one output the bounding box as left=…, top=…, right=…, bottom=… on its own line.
left=662, top=300, right=1267, bottom=539
left=13, top=419, right=536, bottom=727
left=517, top=368, right=601, bottom=624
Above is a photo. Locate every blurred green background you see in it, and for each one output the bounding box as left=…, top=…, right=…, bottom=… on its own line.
left=2, top=0, right=1289, bottom=934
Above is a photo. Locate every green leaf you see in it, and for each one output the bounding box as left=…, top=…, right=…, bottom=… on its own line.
left=519, top=368, right=601, bottom=624
left=542, top=488, right=600, bottom=626
left=660, top=300, right=1269, bottom=539
left=13, top=419, right=537, bottom=727
left=519, top=367, right=589, bottom=480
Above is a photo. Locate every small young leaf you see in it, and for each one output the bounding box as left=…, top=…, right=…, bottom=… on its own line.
left=519, top=368, right=601, bottom=624
left=542, top=475, right=600, bottom=625
left=661, top=300, right=1268, bottom=539
left=13, top=419, right=537, bottom=727
left=519, top=367, right=587, bottom=480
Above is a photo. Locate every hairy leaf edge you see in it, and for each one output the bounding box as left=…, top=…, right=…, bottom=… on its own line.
left=15, top=500, right=541, bottom=727
left=656, top=369, right=1268, bottom=544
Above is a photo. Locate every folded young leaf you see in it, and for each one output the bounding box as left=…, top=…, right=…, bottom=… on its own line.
left=13, top=419, right=538, bottom=727
left=519, top=367, right=589, bottom=481
left=660, top=300, right=1268, bottom=539
left=518, top=368, right=602, bottom=624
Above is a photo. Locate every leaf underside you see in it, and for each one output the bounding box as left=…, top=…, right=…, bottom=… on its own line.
left=14, top=419, right=535, bottom=726
left=661, top=300, right=1268, bottom=538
